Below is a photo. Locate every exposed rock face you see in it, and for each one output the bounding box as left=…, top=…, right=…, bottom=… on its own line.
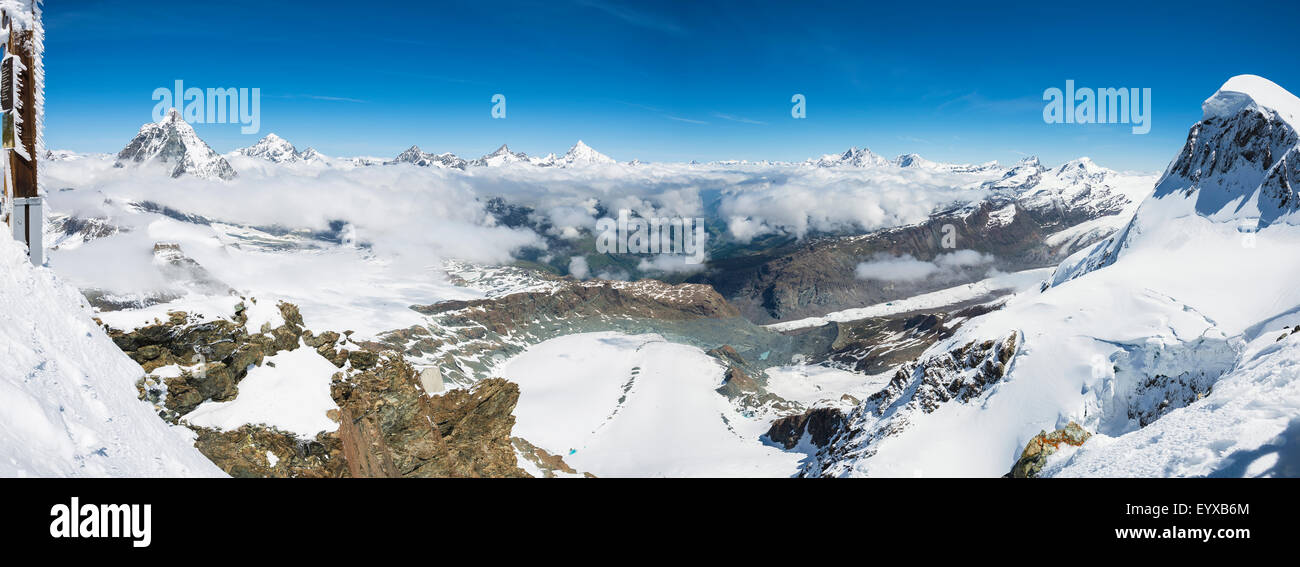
left=868, top=332, right=1018, bottom=414
left=470, top=144, right=530, bottom=167
left=332, top=355, right=527, bottom=478
left=379, top=278, right=750, bottom=386
left=1007, top=422, right=1092, bottom=478
left=234, top=133, right=304, bottom=163
left=812, top=300, right=1005, bottom=374
left=418, top=279, right=739, bottom=322
left=115, top=109, right=237, bottom=180
left=803, top=332, right=1020, bottom=477
left=766, top=407, right=846, bottom=450
left=707, top=344, right=800, bottom=416
left=694, top=200, right=1099, bottom=323
left=152, top=242, right=235, bottom=296
left=112, top=302, right=306, bottom=417
left=45, top=214, right=119, bottom=250
left=512, top=437, right=592, bottom=478
left=694, top=154, right=1139, bottom=324
left=1157, top=76, right=1300, bottom=224
left=109, top=301, right=531, bottom=477
left=194, top=426, right=344, bottom=478
left=386, top=145, right=468, bottom=169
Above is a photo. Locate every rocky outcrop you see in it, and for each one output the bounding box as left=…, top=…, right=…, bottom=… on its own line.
left=108, top=300, right=530, bottom=478
left=151, top=242, right=235, bottom=296
left=194, top=425, right=344, bottom=478
left=512, top=437, right=592, bottom=478
left=333, top=355, right=528, bottom=478
left=112, top=301, right=307, bottom=417
left=809, top=300, right=1005, bottom=374
left=802, top=331, right=1020, bottom=477
left=416, top=279, right=739, bottom=322
left=766, top=407, right=846, bottom=450
left=1007, top=422, right=1092, bottom=478
left=706, top=345, right=800, bottom=416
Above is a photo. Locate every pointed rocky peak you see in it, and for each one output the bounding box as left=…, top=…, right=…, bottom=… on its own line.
left=299, top=147, right=324, bottom=162
left=473, top=143, right=529, bottom=167
left=115, top=110, right=237, bottom=180
left=160, top=107, right=183, bottom=124
left=392, top=145, right=424, bottom=162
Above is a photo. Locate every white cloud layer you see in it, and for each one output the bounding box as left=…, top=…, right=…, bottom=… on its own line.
left=855, top=250, right=996, bottom=282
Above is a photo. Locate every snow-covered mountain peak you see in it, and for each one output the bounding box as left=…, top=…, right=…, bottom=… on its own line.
left=473, top=143, right=530, bottom=167
left=299, top=147, right=324, bottom=162
left=895, top=153, right=933, bottom=168
left=1203, top=74, right=1300, bottom=128
left=387, top=145, right=468, bottom=169
left=1053, top=157, right=1114, bottom=183
left=563, top=140, right=615, bottom=165
left=234, top=133, right=302, bottom=163
left=1155, top=75, right=1299, bottom=224
left=115, top=110, right=238, bottom=180
left=815, top=146, right=890, bottom=167
left=160, top=107, right=183, bottom=124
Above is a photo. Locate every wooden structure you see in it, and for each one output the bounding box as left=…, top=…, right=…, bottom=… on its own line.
left=1, top=3, right=41, bottom=265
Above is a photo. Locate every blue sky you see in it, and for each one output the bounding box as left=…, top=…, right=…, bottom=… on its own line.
left=43, top=0, right=1300, bottom=170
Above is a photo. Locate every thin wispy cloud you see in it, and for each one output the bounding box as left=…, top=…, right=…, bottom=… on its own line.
left=271, top=94, right=368, bottom=103
left=667, top=115, right=709, bottom=125
left=712, top=112, right=767, bottom=125
left=576, top=0, right=687, bottom=35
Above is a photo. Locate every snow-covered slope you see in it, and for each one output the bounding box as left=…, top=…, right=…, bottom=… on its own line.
left=808, top=75, right=1300, bottom=478
left=0, top=230, right=224, bottom=477
left=501, top=332, right=802, bottom=477
left=115, top=109, right=237, bottom=180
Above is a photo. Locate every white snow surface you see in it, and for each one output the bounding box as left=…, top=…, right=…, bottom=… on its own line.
left=765, top=364, right=890, bottom=407
left=501, top=332, right=803, bottom=477
left=1045, top=333, right=1300, bottom=477
left=0, top=231, right=224, bottom=477
left=182, top=341, right=341, bottom=438
left=1202, top=74, right=1300, bottom=127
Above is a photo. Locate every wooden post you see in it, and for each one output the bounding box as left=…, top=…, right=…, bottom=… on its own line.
left=7, top=28, right=36, bottom=200
left=2, top=8, right=40, bottom=265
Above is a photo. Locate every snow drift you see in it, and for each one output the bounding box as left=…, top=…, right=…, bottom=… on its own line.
left=0, top=230, right=223, bottom=477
